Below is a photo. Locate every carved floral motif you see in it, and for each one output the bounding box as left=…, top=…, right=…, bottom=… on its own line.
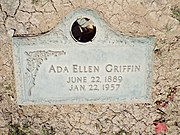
left=24, top=50, right=66, bottom=96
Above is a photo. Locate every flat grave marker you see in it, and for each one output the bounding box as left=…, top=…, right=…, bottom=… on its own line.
left=12, top=8, right=154, bottom=104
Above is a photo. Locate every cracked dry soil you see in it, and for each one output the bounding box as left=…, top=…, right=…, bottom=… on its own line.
left=0, top=0, right=180, bottom=134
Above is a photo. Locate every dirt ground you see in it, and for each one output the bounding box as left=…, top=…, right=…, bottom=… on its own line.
left=0, top=0, right=179, bottom=134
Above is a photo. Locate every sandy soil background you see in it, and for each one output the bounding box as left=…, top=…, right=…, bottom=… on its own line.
left=0, top=0, right=179, bottom=134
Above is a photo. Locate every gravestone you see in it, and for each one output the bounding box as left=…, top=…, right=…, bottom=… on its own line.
left=12, top=8, right=154, bottom=104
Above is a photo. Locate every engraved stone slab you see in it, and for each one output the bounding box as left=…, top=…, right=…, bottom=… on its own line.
left=12, top=8, right=154, bottom=104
